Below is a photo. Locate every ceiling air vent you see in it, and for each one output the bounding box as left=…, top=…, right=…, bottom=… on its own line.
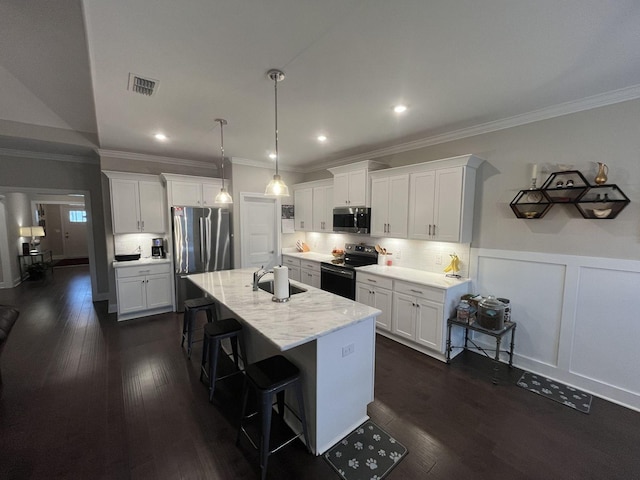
left=128, top=73, right=158, bottom=96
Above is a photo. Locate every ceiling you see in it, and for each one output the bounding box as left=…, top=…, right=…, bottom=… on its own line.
left=1, top=0, right=640, bottom=171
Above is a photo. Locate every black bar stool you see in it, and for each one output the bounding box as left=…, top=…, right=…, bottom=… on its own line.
left=181, top=297, right=217, bottom=357
left=237, top=355, right=310, bottom=480
left=199, top=318, right=246, bottom=402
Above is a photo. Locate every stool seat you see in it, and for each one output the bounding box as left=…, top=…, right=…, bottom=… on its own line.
left=200, top=318, right=246, bottom=402
left=181, top=297, right=218, bottom=357
left=245, top=355, right=300, bottom=391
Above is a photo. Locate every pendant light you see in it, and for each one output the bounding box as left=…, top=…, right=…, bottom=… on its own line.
left=264, top=69, right=289, bottom=197
left=214, top=118, right=233, bottom=204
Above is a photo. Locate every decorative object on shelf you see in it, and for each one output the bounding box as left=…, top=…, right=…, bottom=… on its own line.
left=529, top=163, right=539, bottom=189
left=443, top=253, right=461, bottom=278
left=264, top=69, right=290, bottom=197
left=541, top=170, right=589, bottom=203
left=510, top=188, right=553, bottom=219
left=594, top=162, right=608, bottom=185
left=573, top=184, right=629, bottom=219
left=213, top=118, right=233, bottom=204
left=19, top=225, right=45, bottom=253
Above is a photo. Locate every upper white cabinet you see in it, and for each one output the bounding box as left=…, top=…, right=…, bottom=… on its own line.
left=312, top=183, right=333, bottom=232
left=370, top=174, right=409, bottom=238
left=328, top=160, right=387, bottom=207
left=293, top=187, right=313, bottom=231
left=104, top=171, right=166, bottom=234
left=161, top=173, right=223, bottom=207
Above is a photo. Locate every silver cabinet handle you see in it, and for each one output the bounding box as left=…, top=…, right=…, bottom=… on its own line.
left=410, top=289, right=423, bottom=294
left=367, top=279, right=377, bottom=283
left=428, top=224, right=431, bottom=235
left=137, top=220, right=140, bottom=230
left=432, top=224, right=436, bottom=236
left=141, top=220, right=145, bottom=231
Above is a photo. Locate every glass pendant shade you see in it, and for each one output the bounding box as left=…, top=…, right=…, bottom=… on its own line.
left=214, top=118, right=232, bottom=204
left=215, top=187, right=233, bottom=204
left=265, top=174, right=289, bottom=197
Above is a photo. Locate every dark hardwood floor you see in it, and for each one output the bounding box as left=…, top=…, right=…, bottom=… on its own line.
left=1, top=266, right=639, bottom=479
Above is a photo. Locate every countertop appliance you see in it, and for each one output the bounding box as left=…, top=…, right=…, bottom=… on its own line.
left=333, top=207, right=371, bottom=234
left=320, top=243, right=378, bottom=300
left=151, top=238, right=165, bottom=258
left=172, top=206, right=231, bottom=311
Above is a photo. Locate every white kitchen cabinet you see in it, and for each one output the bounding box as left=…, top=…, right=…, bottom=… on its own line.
left=370, top=174, right=409, bottom=238
left=356, top=272, right=393, bottom=331
left=104, top=172, right=166, bottom=234
left=161, top=173, right=224, bottom=207
left=300, top=259, right=321, bottom=288
left=282, top=255, right=301, bottom=282
left=115, top=262, right=173, bottom=321
left=312, top=184, right=333, bottom=232
left=328, top=160, right=387, bottom=207
left=392, top=281, right=444, bottom=351
left=294, top=187, right=313, bottom=231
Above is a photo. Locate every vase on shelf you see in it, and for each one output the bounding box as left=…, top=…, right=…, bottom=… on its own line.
left=594, top=162, right=608, bottom=185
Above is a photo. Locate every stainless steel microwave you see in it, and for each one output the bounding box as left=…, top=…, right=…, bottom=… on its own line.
left=333, top=207, right=371, bottom=234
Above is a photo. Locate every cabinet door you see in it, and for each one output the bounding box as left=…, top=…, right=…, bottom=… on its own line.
left=312, top=186, right=327, bottom=232
left=392, top=292, right=416, bottom=340
left=138, top=181, right=165, bottom=233
left=408, top=171, right=436, bottom=240
left=294, top=188, right=313, bottom=231
left=370, top=177, right=389, bottom=236
left=324, top=186, right=333, bottom=231
left=145, top=273, right=173, bottom=309
left=433, top=167, right=463, bottom=242
left=171, top=181, right=202, bottom=206
left=288, top=266, right=301, bottom=282
left=348, top=169, right=367, bottom=206
left=387, top=175, right=409, bottom=238
left=308, top=270, right=321, bottom=289
left=415, top=298, right=443, bottom=351
left=202, top=181, right=223, bottom=206
left=300, top=268, right=314, bottom=286
left=111, top=179, right=141, bottom=233
left=333, top=173, right=350, bottom=206
left=117, top=276, right=147, bottom=315
left=372, top=287, right=392, bottom=331
left=356, top=283, right=372, bottom=306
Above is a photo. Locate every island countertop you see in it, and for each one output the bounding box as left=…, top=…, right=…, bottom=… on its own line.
left=188, top=269, right=381, bottom=351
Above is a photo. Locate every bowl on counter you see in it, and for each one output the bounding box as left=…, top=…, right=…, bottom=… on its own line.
left=115, top=254, right=141, bottom=262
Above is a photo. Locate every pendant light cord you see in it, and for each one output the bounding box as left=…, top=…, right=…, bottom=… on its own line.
left=273, top=74, right=279, bottom=177
left=219, top=121, right=225, bottom=189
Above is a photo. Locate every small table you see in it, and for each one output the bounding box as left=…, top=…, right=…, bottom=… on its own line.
left=18, top=250, right=54, bottom=280
left=446, top=317, right=516, bottom=384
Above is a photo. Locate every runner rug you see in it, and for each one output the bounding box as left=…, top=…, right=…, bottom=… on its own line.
left=517, top=371, right=592, bottom=414
left=324, top=420, right=408, bottom=480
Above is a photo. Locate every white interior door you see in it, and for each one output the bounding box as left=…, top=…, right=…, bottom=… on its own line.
left=240, top=194, right=278, bottom=269
left=61, top=205, right=89, bottom=258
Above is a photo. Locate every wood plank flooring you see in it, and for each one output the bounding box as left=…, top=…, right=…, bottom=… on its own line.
left=1, top=266, right=639, bottom=479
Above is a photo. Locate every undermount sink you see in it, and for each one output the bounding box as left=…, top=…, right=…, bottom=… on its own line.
left=257, top=280, right=307, bottom=296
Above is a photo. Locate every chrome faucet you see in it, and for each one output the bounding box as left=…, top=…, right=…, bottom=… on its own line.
left=252, top=266, right=273, bottom=291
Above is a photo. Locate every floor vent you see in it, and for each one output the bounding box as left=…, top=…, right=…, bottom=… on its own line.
left=128, top=73, right=158, bottom=96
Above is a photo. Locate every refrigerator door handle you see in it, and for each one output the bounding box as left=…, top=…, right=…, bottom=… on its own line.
left=199, top=217, right=205, bottom=266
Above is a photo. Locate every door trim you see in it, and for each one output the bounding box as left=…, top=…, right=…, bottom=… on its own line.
left=239, top=192, right=280, bottom=269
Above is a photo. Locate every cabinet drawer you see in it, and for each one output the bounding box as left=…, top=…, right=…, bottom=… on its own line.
left=356, top=272, right=393, bottom=290
left=300, top=260, right=320, bottom=272
left=394, top=280, right=444, bottom=303
left=116, top=263, right=171, bottom=278
left=282, top=256, right=301, bottom=267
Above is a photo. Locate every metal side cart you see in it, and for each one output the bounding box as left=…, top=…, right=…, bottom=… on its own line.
left=446, top=317, right=516, bottom=384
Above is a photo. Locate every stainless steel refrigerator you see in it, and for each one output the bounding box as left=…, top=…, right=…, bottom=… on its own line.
left=172, top=206, right=231, bottom=311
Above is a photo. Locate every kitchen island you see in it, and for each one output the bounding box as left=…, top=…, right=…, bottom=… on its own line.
left=188, top=268, right=381, bottom=455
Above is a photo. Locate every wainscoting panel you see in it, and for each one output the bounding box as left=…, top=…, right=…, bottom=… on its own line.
left=471, top=248, right=640, bottom=412
left=572, top=266, right=640, bottom=395
left=476, top=255, right=565, bottom=367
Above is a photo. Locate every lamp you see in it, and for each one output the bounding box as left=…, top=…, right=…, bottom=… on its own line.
left=214, top=118, right=233, bottom=204
left=20, top=225, right=45, bottom=253
left=264, top=69, right=289, bottom=197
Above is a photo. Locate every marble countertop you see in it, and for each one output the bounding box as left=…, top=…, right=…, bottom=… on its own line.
left=356, top=265, right=470, bottom=289
left=282, top=251, right=334, bottom=263
left=188, top=268, right=381, bottom=351
left=112, top=257, right=171, bottom=268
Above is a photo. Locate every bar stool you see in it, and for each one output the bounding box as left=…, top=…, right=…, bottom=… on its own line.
left=181, top=297, right=217, bottom=357
left=199, top=318, right=246, bottom=402
left=237, top=355, right=310, bottom=480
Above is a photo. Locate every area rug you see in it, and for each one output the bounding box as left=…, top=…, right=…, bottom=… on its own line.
left=517, top=371, right=592, bottom=414
left=324, top=420, right=408, bottom=480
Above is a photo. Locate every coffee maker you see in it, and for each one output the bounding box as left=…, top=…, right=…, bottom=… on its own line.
left=151, top=238, right=165, bottom=258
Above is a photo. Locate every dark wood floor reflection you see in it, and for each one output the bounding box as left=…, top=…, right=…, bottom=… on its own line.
left=1, top=266, right=639, bottom=479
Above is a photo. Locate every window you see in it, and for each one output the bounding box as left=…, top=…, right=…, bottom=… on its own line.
left=69, top=210, right=87, bottom=223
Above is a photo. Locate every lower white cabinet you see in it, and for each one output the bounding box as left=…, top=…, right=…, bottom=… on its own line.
left=392, top=280, right=445, bottom=351
left=282, top=255, right=301, bottom=282
left=299, top=259, right=321, bottom=288
left=356, top=273, right=393, bottom=331
left=115, top=262, right=173, bottom=321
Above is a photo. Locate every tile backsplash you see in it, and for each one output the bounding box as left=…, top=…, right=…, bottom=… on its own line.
left=114, top=233, right=169, bottom=259
left=296, top=232, right=471, bottom=278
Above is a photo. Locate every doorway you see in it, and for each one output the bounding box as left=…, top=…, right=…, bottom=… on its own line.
left=239, top=193, right=279, bottom=269
left=60, top=205, right=89, bottom=258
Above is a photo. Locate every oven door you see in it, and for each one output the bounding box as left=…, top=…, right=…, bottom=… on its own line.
left=320, top=263, right=356, bottom=300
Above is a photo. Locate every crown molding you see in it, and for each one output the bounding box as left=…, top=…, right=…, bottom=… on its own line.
left=231, top=156, right=306, bottom=173
left=96, top=149, right=216, bottom=170
left=0, top=147, right=98, bottom=164
left=303, top=84, right=640, bottom=173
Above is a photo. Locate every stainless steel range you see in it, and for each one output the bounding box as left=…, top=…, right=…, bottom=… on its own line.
left=320, top=243, right=378, bottom=300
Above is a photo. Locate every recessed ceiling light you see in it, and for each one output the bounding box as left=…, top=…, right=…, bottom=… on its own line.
left=317, top=135, right=327, bottom=143
left=268, top=152, right=277, bottom=160
left=393, top=105, right=407, bottom=114
left=154, top=133, right=168, bottom=141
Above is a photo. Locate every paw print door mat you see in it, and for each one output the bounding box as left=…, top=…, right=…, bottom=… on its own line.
left=324, top=420, right=408, bottom=480
left=517, top=371, right=593, bottom=414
